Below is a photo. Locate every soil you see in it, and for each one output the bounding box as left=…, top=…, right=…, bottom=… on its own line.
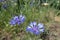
left=49, top=22, right=60, bottom=40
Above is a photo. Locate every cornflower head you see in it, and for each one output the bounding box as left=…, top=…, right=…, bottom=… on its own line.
left=26, top=22, right=44, bottom=35
left=9, top=14, right=25, bottom=25
left=0, top=0, right=5, bottom=2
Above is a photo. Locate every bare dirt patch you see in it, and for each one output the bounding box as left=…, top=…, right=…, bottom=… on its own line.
left=49, top=22, right=60, bottom=40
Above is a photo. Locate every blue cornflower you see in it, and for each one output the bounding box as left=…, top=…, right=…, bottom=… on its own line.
left=10, top=15, right=25, bottom=25
left=26, top=22, right=44, bottom=35
left=0, top=0, right=5, bottom=2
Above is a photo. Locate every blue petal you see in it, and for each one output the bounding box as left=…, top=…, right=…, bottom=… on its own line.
left=26, top=26, right=33, bottom=33
left=10, top=20, right=16, bottom=25
left=13, top=16, right=19, bottom=20
left=19, top=15, right=25, bottom=23
left=17, top=21, right=21, bottom=25
left=30, top=22, right=34, bottom=27
left=39, top=29, right=44, bottom=32
left=26, top=26, right=32, bottom=31
left=32, top=22, right=37, bottom=26
left=13, top=16, right=19, bottom=22
left=30, top=22, right=37, bottom=27
left=38, top=23, right=44, bottom=28
left=20, top=16, right=25, bottom=22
